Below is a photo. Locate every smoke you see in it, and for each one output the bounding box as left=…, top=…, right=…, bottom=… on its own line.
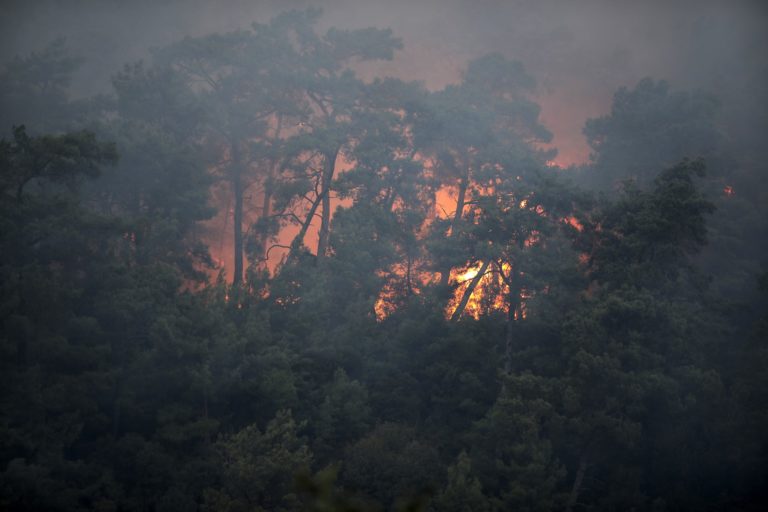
left=2, top=0, right=765, bottom=163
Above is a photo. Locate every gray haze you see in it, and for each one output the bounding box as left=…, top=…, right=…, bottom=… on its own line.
left=1, top=0, right=766, bottom=163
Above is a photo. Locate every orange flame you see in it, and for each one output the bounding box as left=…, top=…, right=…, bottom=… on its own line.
left=445, top=262, right=509, bottom=320
left=564, top=215, right=584, bottom=231
left=374, top=263, right=439, bottom=321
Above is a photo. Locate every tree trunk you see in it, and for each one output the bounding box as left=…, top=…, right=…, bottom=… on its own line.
left=316, top=148, right=339, bottom=262
left=110, top=331, right=121, bottom=437
left=112, top=378, right=121, bottom=438
left=406, top=253, right=414, bottom=296
left=254, top=177, right=273, bottom=269
left=255, top=116, right=283, bottom=269
left=504, top=268, right=521, bottom=373
left=287, top=187, right=327, bottom=264
left=565, top=453, right=588, bottom=512
left=439, top=174, right=468, bottom=288
left=203, top=391, right=210, bottom=445
left=231, top=144, right=245, bottom=286
left=450, top=260, right=490, bottom=321
left=14, top=271, right=28, bottom=366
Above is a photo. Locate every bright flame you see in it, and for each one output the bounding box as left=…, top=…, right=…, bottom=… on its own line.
left=564, top=215, right=584, bottom=231
left=524, top=230, right=541, bottom=247
left=455, top=263, right=483, bottom=283
left=445, top=262, right=509, bottom=320
left=374, top=259, right=534, bottom=322
left=374, top=263, right=439, bottom=321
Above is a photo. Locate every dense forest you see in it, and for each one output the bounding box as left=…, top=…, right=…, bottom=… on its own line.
left=1, top=4, right=767, bottom=511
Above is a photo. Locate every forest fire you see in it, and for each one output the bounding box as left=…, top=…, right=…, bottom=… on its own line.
left=565, top=215, right=584, bottom=231
left=445, top=261, right=509, bottom=320
left=4, top=2, right=766, bottom=511
left=372, top=260, right=519, bottom=322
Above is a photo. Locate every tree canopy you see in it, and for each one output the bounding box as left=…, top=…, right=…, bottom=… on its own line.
left=1, top=8, right=766, bottom=512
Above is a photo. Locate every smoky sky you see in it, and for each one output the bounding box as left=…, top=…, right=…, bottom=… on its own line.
left=2, top=0, right=766, bottom=163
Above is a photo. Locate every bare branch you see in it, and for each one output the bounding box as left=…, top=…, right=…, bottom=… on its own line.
left=265, top=243, right=292, bottom=261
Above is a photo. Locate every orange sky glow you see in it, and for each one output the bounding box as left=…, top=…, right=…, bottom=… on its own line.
left=200, top=49, right=606, bottom=283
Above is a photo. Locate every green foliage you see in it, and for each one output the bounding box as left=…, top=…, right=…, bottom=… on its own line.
left=471, top=373, right=566, bottom=512
left=88, top=117, right=215, bottom=277
left=204, top=410, right=312, bottom=512
left=342, top=423, right=439, bottom=510
left=314, top=369, right=372, bottom=459
left=431, top=451, right=491, bottom=512
left=0, top=38, right=83, bottom=131
left=578, top=159, right=715, bottom=289
left=1, top=125, right=116, bottom=201
left=583, top=78, right=724, bottom=190
left=0, top=9, right=765, bottom=512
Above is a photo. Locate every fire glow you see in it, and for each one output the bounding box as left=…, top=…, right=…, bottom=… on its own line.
left=445, top=261, right=510, bottom=321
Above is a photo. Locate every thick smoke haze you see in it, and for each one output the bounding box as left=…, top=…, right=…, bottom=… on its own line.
left=2, top=1, right=768, bottom=510
left=3, top=0, right=766, bottom=164
left=3, top=0, right=766, bottom=287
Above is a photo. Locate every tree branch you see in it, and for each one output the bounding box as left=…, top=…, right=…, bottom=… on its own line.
left=450, top=260, right=491, bottom=321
